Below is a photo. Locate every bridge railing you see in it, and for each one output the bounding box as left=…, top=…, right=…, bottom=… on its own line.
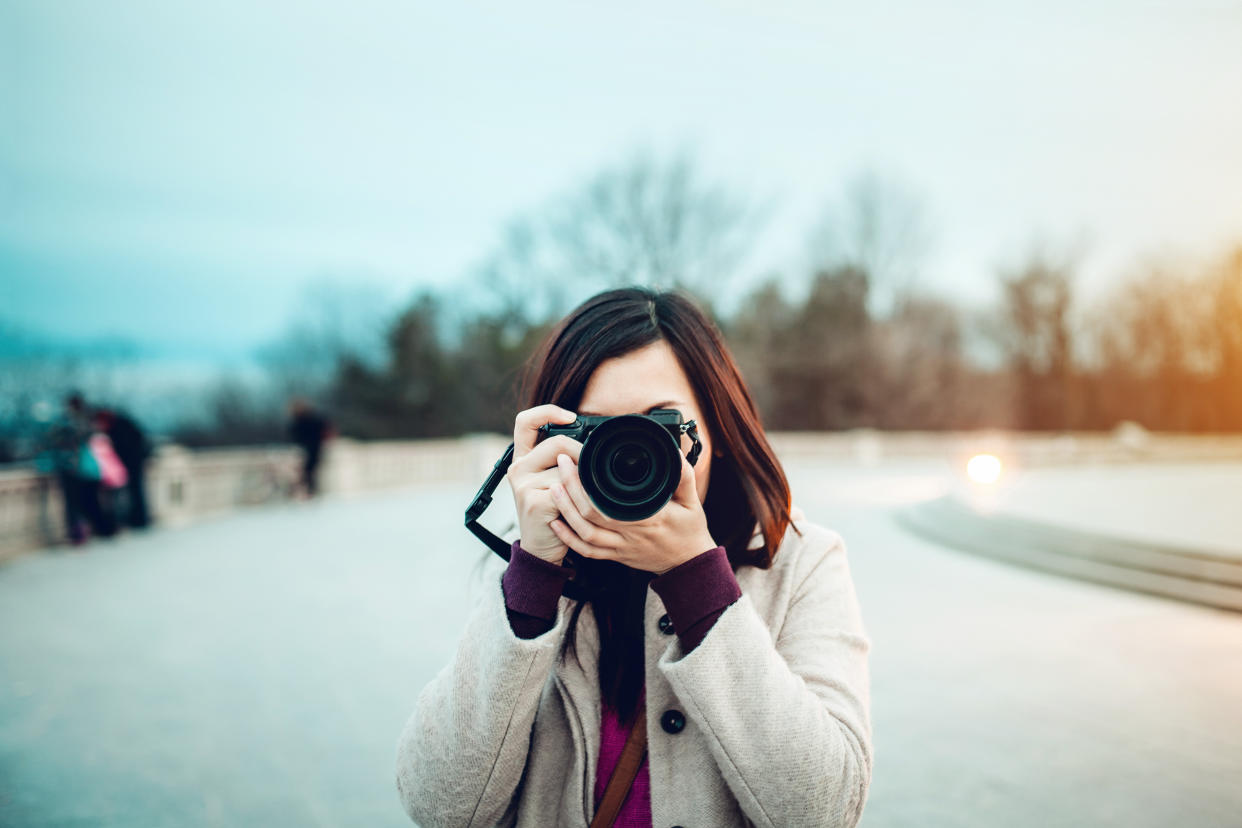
left=4, top=430, right=1242, bottom=560
left=0, top=435, right=510, bottom=560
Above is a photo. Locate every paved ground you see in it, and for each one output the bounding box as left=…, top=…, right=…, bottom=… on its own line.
left=951, top=462, right=1242, bottom=557
left=1, top=460, right=1240, bottom=827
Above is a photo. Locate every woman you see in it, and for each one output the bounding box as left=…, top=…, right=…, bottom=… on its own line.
left=396, top=287, right=872, bottom=827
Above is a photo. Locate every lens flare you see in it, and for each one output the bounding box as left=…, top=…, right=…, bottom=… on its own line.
left=966, top=453, right=1002, bottom=484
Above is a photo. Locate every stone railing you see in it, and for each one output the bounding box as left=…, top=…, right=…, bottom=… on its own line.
left=0, top=436, right=510, bottom=560
left=4, top=430, right=1242, bottom=560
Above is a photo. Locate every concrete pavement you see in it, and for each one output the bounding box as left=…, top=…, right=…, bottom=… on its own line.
left=897, top=462, right=1242, bottom=612
left=787, top=460, right=1242, bottom=828
left=0, top=460, right=1239, bottom=827
left=951, top=462, right=1242, bottom=557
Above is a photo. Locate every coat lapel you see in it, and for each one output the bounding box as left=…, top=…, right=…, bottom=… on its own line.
left=552, top=599, right=601, bottom=825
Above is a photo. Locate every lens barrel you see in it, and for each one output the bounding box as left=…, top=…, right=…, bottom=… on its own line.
left=579, top=414, right=683, bottom=521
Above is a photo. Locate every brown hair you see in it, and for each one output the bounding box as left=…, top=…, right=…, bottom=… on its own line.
left=520, top=286, right=794, bottom=724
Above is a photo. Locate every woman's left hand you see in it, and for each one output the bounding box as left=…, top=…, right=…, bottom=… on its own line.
left=549, top=451, right=718, bottom=575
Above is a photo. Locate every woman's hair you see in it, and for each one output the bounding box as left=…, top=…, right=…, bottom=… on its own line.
left=519, top=286, right=794, bottom=725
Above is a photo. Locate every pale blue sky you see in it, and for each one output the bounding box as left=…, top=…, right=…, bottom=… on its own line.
left=3, top=0, right=1241, bottom=363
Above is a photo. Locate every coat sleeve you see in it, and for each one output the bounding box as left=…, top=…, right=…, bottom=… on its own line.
left=655, top=524, right=873, bottom=828
left=395, top=566, right=574, bottom=828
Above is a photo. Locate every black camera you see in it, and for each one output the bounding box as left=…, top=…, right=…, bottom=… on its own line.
left=538, top=408, right=702, bottom=521
left=463, top=407, right=703, bottom=575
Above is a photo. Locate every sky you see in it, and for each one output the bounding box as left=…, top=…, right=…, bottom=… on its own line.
left=3, top=0, right=1241, bottom=367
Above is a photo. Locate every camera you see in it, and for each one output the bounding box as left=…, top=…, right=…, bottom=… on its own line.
left=538, top=408, right=702, bottom=521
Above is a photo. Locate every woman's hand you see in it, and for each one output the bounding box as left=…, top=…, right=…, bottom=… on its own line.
left=506, top=405, right=582, bottom=565
left=548, top=451, right=718, bottom=575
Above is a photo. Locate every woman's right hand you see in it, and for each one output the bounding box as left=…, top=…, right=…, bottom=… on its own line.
left=507, top=404, right=582, bottom=565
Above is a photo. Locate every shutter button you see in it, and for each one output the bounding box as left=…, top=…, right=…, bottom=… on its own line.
left=660, top=710, right=686, bottom=734
left=658, top=614, right=674, bottom=635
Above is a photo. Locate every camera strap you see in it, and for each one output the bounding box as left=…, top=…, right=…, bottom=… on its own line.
left=465, top=441, right=517, bottom=561
left=683, top=420, right=703, bottom=465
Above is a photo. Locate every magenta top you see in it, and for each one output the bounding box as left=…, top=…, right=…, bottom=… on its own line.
left=595, top=683, right=651, bottom=826
left=502, top=539, right=743, bottom=826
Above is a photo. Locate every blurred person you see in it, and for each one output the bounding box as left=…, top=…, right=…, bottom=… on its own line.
left=287, top=398, right=333, bottom=498
left=94, top=407, right=153, bottom=528
left=85, top=420, right=126, bottom=538
left=395, top=288, right=872, bottom=827
left=36, top=392, right=117, bottom=545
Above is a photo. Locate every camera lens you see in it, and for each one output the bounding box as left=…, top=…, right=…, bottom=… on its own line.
left=579, top=414, right=682, bottom=521
left=610, top=445, right=652, bottom=486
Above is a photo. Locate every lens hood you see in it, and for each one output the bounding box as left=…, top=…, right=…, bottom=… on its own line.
left=579, top=414, right=683, bottom=521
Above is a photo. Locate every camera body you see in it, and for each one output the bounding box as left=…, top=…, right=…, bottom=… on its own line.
left=538, top=408, right=700, bottom=521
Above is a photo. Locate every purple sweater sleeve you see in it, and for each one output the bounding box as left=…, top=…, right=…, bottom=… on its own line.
left=650, top=545, right=741, bottom=653
left=502, top=540, right=573, bottom=639
left=502, top=540, right=742, bottom=652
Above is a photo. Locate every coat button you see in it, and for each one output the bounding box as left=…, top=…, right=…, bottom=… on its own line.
left=657, top=614, right=674, bottom=635
left=660, top=709, right=686, bottom=734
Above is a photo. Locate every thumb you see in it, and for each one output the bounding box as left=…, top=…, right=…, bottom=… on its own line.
left=671, top=452, right=700, bottom=507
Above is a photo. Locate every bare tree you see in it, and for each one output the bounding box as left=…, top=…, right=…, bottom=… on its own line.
left=464, top=150, right=760, bottom=317
left=723, top=276, right=794, bottom=422
left=872, top=291, right=967, bottom=429
left=985, top=248, right=1078, bottom=430
left=734, top=266, right=877, bottom=430
left=470, top=218, right=572, bottom=326
left=1207, top=248, right=1242, bottom=429
left=1077, top=243, right=1242, bottom=433
left=256, top=278, right=393, bottom=402
left=550, top=151, right=758, bottom=301
left=807, top=171, right=931, bottom=317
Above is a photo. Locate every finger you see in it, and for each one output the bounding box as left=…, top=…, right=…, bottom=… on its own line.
left=670, top=451, right=699, bottom=507
left=513, top=467, right=561, bottom=496
left=551, top=476, right=624, bottom=549
left=513, top=405, right=578, bottom=458
left=549, top=516, right=615, bottom=560
left=514, top=435, right=583, bottom=475
left=555, top=452, right=612, bottom=526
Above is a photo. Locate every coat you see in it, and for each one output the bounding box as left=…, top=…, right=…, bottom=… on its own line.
left=395, top=511, right=873, bottom=828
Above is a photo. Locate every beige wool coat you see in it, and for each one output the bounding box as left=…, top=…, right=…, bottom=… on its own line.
left=395, top=510, right=873, bottom=828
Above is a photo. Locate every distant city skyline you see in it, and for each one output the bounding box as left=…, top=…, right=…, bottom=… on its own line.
left=3, top=0, right=1241, bottom=366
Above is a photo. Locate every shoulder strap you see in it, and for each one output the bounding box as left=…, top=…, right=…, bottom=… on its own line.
left=589, top=701, right=648, bottom=828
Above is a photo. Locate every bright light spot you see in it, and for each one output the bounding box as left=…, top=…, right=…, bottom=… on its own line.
left=966, top=453, right=1002, bottom=484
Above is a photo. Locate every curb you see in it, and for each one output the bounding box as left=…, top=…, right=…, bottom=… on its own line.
left=895, top=495, right=1242, bottom=613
